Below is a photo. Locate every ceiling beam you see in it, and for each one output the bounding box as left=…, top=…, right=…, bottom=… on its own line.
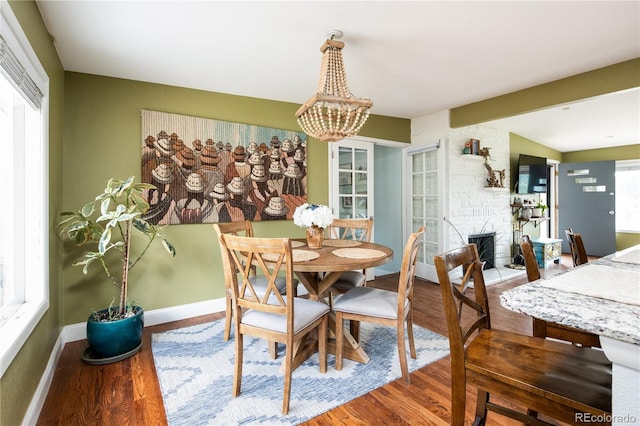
left=450, top=58, right=640, bottom=128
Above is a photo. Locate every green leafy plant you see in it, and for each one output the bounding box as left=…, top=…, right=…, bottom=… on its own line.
left=536, top=201, right=547, bottom=215
left=58, top=176, right=176, bottom=320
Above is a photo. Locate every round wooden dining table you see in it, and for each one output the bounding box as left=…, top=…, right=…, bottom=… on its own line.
left=286, top=238, right=394, bottom=366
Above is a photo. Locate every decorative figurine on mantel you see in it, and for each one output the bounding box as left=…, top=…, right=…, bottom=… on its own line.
left=480, top=147, right=505, bottom=188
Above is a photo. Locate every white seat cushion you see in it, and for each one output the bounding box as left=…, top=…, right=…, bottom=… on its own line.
left=242, top=298, right=329, bottom=334
left=333, top=287, right=408, bottom=320
left=330, top=270, right=366, bottom=291
left=248, top=275, right=288, bottom=296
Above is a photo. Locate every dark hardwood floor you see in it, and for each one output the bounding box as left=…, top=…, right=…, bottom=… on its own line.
left=37, top=258, right=573, bottom=425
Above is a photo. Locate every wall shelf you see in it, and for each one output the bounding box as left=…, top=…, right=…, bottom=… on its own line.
left=511, top=204, right=524, bottom=215
left=517, top=217, right=549, bottom=228
left=511, top=204, right=549, bottom=229
left=460, top=154, right=484, bottom=160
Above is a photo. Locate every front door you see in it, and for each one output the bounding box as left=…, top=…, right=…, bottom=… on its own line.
left=558, top=160, right=616, bottom=256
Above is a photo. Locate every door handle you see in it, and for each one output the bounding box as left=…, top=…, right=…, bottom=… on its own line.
left=608, top=211, right=615, bottom=215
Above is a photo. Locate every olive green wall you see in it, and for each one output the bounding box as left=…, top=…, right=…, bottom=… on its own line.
left=2, top=2, right=65, bottom=426
left=562, top=144, right=640, bottom=163
left=451, top=58, right=640, bottom=126
left=62, top=72, right=410, bottom=326
left=509, top=132, right=563, bottom=191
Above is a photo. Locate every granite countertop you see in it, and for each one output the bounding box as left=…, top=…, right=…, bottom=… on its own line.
left=500, top=250, right=640, bottom=345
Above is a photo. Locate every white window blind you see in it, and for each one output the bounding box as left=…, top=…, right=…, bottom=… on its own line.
left=0, top=34, right=44, bottom=109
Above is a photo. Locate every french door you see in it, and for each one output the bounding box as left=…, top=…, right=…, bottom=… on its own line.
left=329, top=139, right=374, bottom=279
left=329, top=139, right=374, bottom=221
left=405, top=142, right=443, bottom=282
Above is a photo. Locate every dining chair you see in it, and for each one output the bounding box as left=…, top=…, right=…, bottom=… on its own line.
left=332, top=226, right=425, bottom=384
left=324, top=217, right=374, bottom=338
left=520, top=235, right=601, bottom=348
left=213, top=221, right=289, bottom=342
left=218, top=233, right=329, bottom=415
left=565, top=228, right=589, bottom=266
left=434, top=243, right=611, bottom=425
left=326, top=217, right=374, bottom=291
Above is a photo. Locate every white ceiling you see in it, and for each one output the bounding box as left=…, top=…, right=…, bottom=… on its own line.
left=35, top=1, right=640, bottom=152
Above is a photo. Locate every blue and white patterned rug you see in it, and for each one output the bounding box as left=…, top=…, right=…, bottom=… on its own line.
left=152, top=318, right=449, bottom=425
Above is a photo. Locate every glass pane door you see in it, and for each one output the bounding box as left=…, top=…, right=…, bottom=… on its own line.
left=330, top=139, right=374, bottom=278
left=337, top=146, right=370, bottom=220
left=407, top=144, right=441, bottom=282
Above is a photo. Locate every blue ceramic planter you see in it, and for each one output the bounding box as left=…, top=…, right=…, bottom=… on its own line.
left=86, top=306, right=144, bottom=359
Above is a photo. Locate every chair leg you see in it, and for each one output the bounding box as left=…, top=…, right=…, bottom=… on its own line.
left=335, top=312, right=344, bottom=370
left=450, top=366, right=466, bottom=426
left=224, top=293, right=232, bottom=341
left=268, top=341, right=278, bottom=359
left=396, top=322, right=410, bottom=384
left=232, top=333, right=243, bottom=398
left=474, top=390, right=489, bottom=425
left=350, top=320, right=360, bottom=341
left=282, top=339, right=294, bottom=415
left=406, top=312, right=416, bottom=359
left=318, top=315, right=327, bottom=373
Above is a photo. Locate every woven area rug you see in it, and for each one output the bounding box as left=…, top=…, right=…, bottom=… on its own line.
left=152, top=318, right=449, bottom=425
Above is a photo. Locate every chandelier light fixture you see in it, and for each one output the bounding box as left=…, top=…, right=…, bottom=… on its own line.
left=295, top=30, right=373, bottom=142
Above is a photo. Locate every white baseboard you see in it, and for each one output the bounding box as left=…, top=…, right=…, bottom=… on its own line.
left=374, top=267, right=398, bottom=277
left=25, top=297, right=226, bottom=425
left=22, top=333, right=64, bottom=426
left=61, top=298, right=227, bottom=343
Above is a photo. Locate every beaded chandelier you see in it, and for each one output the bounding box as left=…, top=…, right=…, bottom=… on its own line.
left=295, top=31, right=373, bottom=142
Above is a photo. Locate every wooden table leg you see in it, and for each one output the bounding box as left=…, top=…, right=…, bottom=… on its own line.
left=327, top=313, right=370, bottom=364
left=293, top=270, right=370, bottom=364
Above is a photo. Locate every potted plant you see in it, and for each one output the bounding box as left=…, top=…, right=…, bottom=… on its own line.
left=532, top=201, right=547, bottom=218
left=58, top=176, right=176, bottom=363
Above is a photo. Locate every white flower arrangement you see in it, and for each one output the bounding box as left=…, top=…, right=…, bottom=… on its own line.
left=293, top=203, right=334, bottom=229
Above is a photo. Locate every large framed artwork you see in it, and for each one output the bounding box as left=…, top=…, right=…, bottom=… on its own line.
left=141, top=109, right=308, bottom=225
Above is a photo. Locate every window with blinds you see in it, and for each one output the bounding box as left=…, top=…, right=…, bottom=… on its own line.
left=0, top=4, right=49, bottom=378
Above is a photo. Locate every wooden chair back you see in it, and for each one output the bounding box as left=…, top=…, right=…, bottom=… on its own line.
left=520, top=235, right=541, bottom=282
left=219, top=233, right=293, bottom=317
left=214, top=220, right=255, bottom=237
left=214, top=221, right=256, bottom=341
left=434, top=244, right=490, bottom=356
left=334, top=226, right=425, bottom=383
left=327, top=217, right=373, bottom=242
left=565, top=228, right=589, bottom=266
left=434, top=244, right=611, bottom=425
left=217, top=232, right=328, bottom=414
left=396, top=226, right=425, bottom=314
left=214, top=220, right=259, bottom=278
left=325, top=217, right=375, bottom=306
left=520, top=236, right=601, bottom=348
left=573, top=232, right=589, bottom=265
